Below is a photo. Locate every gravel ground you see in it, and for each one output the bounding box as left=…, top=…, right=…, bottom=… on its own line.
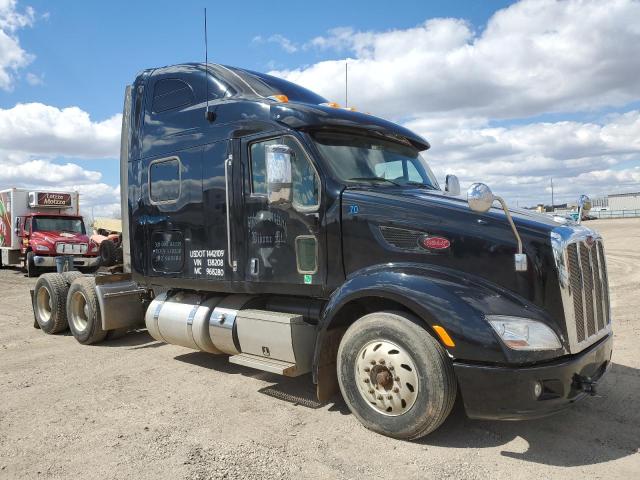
left=1, top=218, right=639, bottom=479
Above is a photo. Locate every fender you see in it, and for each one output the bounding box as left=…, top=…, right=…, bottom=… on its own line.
left=312, top=262, right=564, bottom=384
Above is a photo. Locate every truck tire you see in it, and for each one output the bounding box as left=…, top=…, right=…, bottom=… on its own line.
left=61, top=270, right=84, bottom=285
left=99, top=240, right=117, bottom=267
left=336, top=311, right=457, bottom=440
left=25, top=251, right=38, bottom=277
left=66, top=276, right=107, bottom=345
left=33, top=273, right=70, bottom=334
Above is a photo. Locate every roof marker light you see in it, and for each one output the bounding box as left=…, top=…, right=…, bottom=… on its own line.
left=268, top=94, right=289, bottom=103
left=321, top=102, right=341, bottom=108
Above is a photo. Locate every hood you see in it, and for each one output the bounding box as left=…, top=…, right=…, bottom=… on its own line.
left=348, top=187, right=566, bottom=231
left=31, top=230, right=90, bottom=245
left=340, top=186, right=582, bottom=323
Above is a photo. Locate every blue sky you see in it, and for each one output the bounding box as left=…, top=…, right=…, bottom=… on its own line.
left=1, top=0, right=639, bottom=216
left=5, top=0, right=513, bottom=118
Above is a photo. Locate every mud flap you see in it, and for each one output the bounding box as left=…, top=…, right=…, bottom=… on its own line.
left=316, top=327, right=346, bottom=402
left=94, top=274, right=147, bottom=330
left=30, top=289, right=40, bottom=329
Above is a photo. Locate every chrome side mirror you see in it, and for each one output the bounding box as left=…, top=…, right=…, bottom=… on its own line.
left=265, top=144, right=293, bottom=205
left=444, top=174, right=460, bottom=196
left=467, top=183, right=527, bottom=272
left=577, top=194, right=591, bottom=224
left=467, top=183, right=494, bottom=213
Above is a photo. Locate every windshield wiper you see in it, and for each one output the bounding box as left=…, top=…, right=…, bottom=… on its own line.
left=404, top=181, right=437, bottom=190
left=348, top=177, right=401, bottom=186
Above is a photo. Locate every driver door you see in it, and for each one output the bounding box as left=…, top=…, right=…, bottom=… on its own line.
left=241, top=133, right=324, bottom=290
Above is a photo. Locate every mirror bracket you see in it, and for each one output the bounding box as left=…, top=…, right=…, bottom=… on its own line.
left=467, top=183, right=527, bottom=272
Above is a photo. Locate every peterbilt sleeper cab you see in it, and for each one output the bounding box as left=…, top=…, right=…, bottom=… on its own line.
left=31, top=63, right=613, bottom=440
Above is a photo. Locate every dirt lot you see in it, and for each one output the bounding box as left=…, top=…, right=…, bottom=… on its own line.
left=1, top=219, right=639, bottom=479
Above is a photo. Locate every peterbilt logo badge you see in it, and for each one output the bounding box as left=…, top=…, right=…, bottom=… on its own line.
left=585, top=235, right=595, bottom=247
left=421, top=236, right=451, bottom=250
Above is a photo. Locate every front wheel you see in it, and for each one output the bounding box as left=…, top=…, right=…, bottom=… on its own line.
left=337, top=311, right=457, bottom=440
left=25, top=251, right=38, bottom=277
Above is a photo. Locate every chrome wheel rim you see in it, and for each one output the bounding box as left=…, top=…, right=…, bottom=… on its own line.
left=354, top=339, right=419, bottom=416
left=69, top=291, right=89, bottom=333
left=36, top=286, right=52, bottom=323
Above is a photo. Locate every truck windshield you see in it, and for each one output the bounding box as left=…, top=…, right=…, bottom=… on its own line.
left=311, top=132, right=439, bottom=189
left=33, top=217, right=85, bottom=234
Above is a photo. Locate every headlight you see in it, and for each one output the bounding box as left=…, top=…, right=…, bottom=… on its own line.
left=35, top=245, right=49, bottom=252
left=487, top=316, right=562, bottom=351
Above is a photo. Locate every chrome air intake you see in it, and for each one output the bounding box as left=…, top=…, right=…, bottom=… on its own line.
left=551, top=226, right=612, bottom=353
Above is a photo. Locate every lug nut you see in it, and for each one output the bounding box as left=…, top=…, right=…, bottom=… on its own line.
left=377, top=395, right=383, bottom=400
left=379, top=359, right=385, bottom=365
left=393, top=387, right=399, bottom=393
left=387, top=395, right=393, bottom=400
left=370, top=360, right=376, bottom=365
left=363, top=378, right=370, bottom=383
left=389, top=366, right=394, bottom=371
left=394, top=376, right=400, bottom=382
left=364, top=367, right=370, bottom=372
left=369, top=389, right=374, bottom=394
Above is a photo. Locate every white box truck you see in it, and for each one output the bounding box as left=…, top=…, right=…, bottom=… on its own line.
left=0, top=188, right=99, bottom=276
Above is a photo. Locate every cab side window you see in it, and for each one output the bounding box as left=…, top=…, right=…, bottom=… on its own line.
left=249, top=137, right=320, bottom=210
left=152, top=79, right=194, bottom=113
left=149, top=157, right=181, bottom=203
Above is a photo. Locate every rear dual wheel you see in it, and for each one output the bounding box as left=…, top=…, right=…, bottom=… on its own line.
left=34, top=273, right=69, bottom=333
left=67, top=276, right=107, bottom=345
left=33, top=272, right=86, bottom=332
left=337, top=311, right=457, bottom=440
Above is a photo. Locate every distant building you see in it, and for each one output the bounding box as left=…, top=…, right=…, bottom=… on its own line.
left=608, top=192, right=640, bottom=211
left=590, top=196, right=608, bottom=209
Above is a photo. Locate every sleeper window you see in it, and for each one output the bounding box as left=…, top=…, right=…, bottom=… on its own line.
left=150, top=158, right=181, bottom=203
left=152, top=79, right=194, bottom=113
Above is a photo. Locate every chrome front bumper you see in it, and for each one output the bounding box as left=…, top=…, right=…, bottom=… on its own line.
left=33, top=255, right=100, bottom=268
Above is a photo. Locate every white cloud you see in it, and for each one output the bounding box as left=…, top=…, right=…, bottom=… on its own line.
left=0, top=103, right=122, bottom=158
left=0, top=101, right=122, bottom=217
left=0, top=0, right=34, bottom=90
left=0, top=158, right=101, bottom=185
left=253, top=33, right=298, bottom=53
left=410, top=110, right=640, bottom=205
left=271, top=0, right=640, bottom=120
left=25, top=71, right=42, bottom=85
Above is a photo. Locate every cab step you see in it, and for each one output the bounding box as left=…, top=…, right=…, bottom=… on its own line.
left=229, top=353, right=308, bottom=377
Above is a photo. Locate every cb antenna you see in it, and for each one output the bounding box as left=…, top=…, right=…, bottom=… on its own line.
left=204, top=8, right=215, bottom=122
left=345, top=61, right=348, bottom=108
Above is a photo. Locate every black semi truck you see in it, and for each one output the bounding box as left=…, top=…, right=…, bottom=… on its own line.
left=31, top=63, right=613, bottom=440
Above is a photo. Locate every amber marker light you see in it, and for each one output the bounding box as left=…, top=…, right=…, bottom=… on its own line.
left=432, top=325, right=455, bottom=347
left=268, top=94, right=289, bottom=103
left=321, top=101, right=341, bottom=108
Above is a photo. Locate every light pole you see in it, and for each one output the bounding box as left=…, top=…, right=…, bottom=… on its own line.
left=550, top=178, right=554, bottom=212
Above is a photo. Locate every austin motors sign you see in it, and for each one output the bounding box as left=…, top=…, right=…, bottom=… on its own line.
left=32, top=192, right=72, bottom=208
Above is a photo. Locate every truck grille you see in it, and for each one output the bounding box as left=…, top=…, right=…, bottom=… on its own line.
left=379, top=226, right=423, bottom=251
left=55, top=243, right=88, bottom=255
left=563, top=238, right=610, bottom=349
